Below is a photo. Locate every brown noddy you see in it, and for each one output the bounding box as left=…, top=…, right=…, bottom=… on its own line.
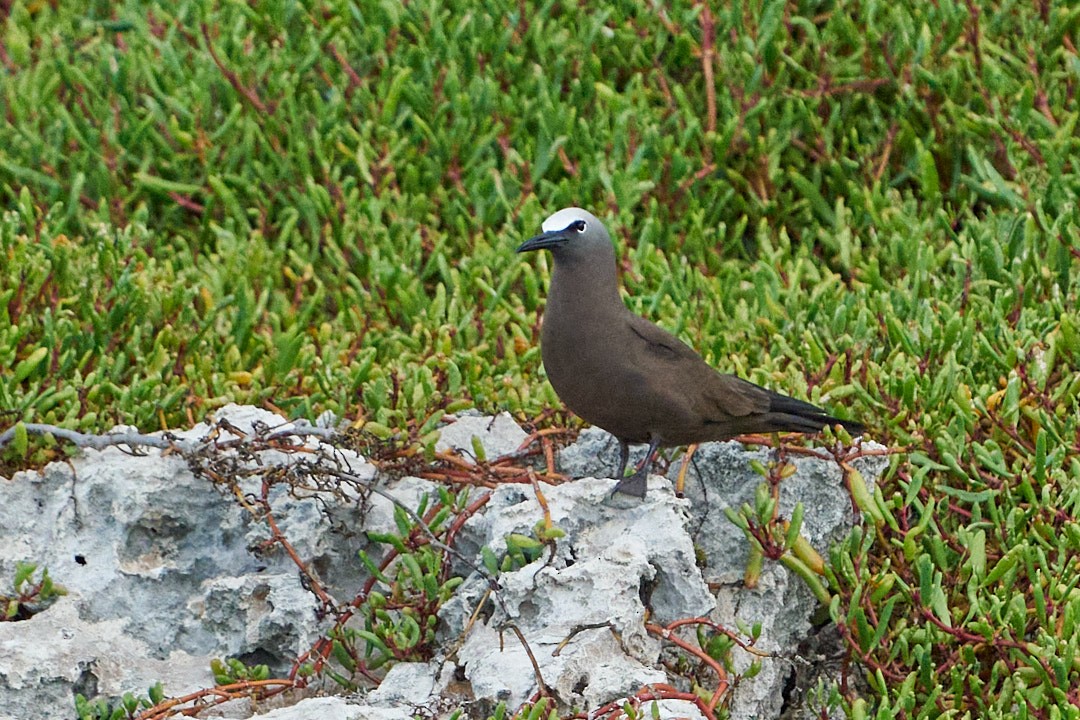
left=517, top=207, right=864, bottom=498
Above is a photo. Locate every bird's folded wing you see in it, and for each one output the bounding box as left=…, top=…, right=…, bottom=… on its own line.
left=699, top=373, right=774, bottom=418
left=626, top=314, right=768, bottom=419
left=627, top=314, right=703, bottom=362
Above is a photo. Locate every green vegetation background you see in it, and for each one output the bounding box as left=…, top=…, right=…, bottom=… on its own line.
left=2, top=0, right=1079, bottom=716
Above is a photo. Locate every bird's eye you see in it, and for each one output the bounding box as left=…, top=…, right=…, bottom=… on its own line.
left=572, top=220, right=587, bottom=232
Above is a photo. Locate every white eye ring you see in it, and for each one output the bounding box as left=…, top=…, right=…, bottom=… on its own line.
left=571, top=220, right=587, bottom=233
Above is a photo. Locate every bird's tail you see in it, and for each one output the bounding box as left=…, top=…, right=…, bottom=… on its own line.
left=765, top=393, right=865, bottom=436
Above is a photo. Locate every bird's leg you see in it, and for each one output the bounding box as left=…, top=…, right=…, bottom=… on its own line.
left=615, top=439, right=630, bottom=479
left=611, top=435, right=662, bottom=498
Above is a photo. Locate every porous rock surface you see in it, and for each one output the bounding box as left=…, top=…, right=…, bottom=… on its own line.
left=0, top=406, right=885, bottom=720
left=444, top=473, right=714, bottom=711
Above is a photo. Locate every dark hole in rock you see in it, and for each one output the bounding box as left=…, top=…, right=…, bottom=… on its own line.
left=234, top=648, right=286, bottom=675
left=638, top=575, right=656, bottom=609
left=6, top=603, right=33, bottom=621
left=72, top=661, right=99, bottom=701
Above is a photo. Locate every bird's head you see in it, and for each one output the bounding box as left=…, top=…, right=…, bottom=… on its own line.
left=516, top=207, right=613, bottom=262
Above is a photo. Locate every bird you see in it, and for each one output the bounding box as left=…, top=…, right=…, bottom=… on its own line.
left=517, top=207, right=864, bottom=498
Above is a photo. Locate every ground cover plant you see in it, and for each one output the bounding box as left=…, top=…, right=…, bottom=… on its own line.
left=2, top=0, right=1079, bottom=717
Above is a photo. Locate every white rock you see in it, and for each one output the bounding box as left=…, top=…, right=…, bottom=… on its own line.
left=0, top=408, right=887, bottom=720
left=365, top=660, right=447, bottom=708
left=0, top=405, right=376, bottom=719
left=653, top=699, right=709, bottom=720
left=434, top=412, right=528, bottom=461
left=0, top=601, right=211, bottom=720
left=447, top=476, right=713, bottom=710
left=244, top=696, right=409, bottom=720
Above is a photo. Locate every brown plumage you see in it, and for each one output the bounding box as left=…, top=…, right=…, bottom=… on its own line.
left=517, top=207, right=864, bottom=497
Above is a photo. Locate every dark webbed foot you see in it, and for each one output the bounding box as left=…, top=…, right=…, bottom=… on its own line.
left=610, top=469, right=648, bottom=498
left=608, top=435, right=662, bottom=499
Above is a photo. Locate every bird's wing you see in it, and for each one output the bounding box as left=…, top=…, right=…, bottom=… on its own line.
left=699, top=373, right=773, bottom=418
left=626, top=314, right=704, bottom=363
left=621, top=314, right=859, bottom=438
left=626, top=314, right=768, bottom=418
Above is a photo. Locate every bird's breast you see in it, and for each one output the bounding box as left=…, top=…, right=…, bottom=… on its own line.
left=539, top=314, right=659, bottom=442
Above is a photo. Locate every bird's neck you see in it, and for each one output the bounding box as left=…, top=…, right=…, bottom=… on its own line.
left=547, top=259, right=626, bottom=322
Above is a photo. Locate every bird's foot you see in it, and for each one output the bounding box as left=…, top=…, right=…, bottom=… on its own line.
left=609, top=469, right=649, bottom=499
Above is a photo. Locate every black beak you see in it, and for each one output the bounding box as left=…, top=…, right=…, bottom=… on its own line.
left=517, top=230, right=569, bottom=253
